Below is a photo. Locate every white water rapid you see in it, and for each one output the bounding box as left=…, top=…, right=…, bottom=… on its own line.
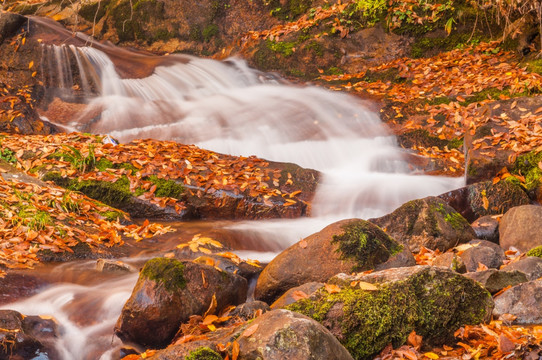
left=3, top=32, right=463, bottom=359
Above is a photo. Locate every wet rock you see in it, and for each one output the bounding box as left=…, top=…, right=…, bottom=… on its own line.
left=432, top=252, right=467, bottom=273
left=115, top=257, right=247, bottom=349
left=0, top=272, right=48, bottom=305
left=471, top=216, right=500, bottom=243
left=370, top=196, right=475, bottom=252
left=271, top=282, right=324, bottom=309
left=0, top=310, right=59, bottom=360
left=254, top=219, right=403, bottom=304
left=374, top=245, right=417, bottom=271
left=96, top=258, right=135, bottom=273
left=493, top=279, right=542, bottom=324
left=289, top=266, right=493, bottom=360
left=174, top=253, right=262, bottom=282
left=501, top=256, right=542, bottom=281
left=459, top=240, right=505, bottom=272
left=500, top=205, right=542, bottom=252
left=463, top=269, right=528, bottom=294
left=149, top=310, right=354, bottom=360
left=438, top=181, right=529, bottom=222
left=0, top=12, right=26, bottom=44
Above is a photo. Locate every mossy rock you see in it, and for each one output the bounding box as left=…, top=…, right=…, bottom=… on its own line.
left=467, top=180, right=530, bottom=218
left=141, top=258, right=187, bottom=292
left=254, top=219, right=403, bottom=304
left=370, top=196, right=475, bottom=252
left=287, top=266, right=493, bottom=360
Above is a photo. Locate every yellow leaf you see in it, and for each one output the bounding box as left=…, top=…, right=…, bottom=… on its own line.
left=357, top=281, right=378, bottom=291
left=424, top=352, right=439, bottom=359
left=28, top=61, right=34, bottom=69
left=207, top=324, right=217, bottom=331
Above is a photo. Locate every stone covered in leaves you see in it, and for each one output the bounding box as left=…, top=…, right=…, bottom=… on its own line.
left=287, top=266, right=493, bottom=360
left=500, top=205, right=542, bottom=252
left=254, top=219, right=403, bottom=303
left=370, top=196, right=475, bottom=252
left=115, top=257, right=247, bottom=349
left=148, top=309, right=354, bottom=360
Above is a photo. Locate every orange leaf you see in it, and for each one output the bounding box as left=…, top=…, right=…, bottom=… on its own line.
left=407, top=330, right=422, bottom=349
left=476, top=262, right=489, bottom=271
left=292, top=290, right=308, bottom=301
left=242, top=323, right=259, bottom=338
left=324, top=283, right=341, bottom=294
left=232, top=340, right=240, bottom=360
left=202, top=315, right=218, bottom=326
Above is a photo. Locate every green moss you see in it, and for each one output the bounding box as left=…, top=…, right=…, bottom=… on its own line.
left=141, top=258, right=186, bottom=292
left=78, top=0, right=110, bottom=22
left=306, top=40, right=324, bottom=57
left=397, top=129, right=448, bottom=149
left=410, top=33, right=483, bottom=59
left=332, top=221, right=403, bottom=272
left=526, top=245, right=542, bottom=258
left=147, top=175, right=184, bottom=199
left=447, top=137, right=464, bottom=150
left=185, top=347, right=222, bottom=360
left=95, top=158, right=114, bottom=171
left=202, top=24, right=219, bottom=42
left=513, top=150, right=542, bottom=191
left=267, top=40, right=296, bottom=57
left=111, top=0, right=165, bottom=42
left=69, top=177, right=134, bottom=208
left=0, top=147, right=16, bottom=164
left=435, top=203, right=469, bottom=231
left=363, top=68, right=404, bottom=83
left=264, top=0, right=313, bottom=20
left=425, top=96, right=452, bottom=106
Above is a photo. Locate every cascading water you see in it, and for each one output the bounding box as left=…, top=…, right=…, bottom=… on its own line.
left=4, top=20, right=464, bottom=359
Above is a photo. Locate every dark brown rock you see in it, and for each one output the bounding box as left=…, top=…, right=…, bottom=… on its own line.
left=463, top=269, right=528, bottom=294
left=0, top=272, right=48, bottom=305
left=493, top=279, right=542, bottom=324
left=0, top=310, right=59, bottom=360
left=471, top=216, right=500, bottom=243
left=115, top=257, right=248, bottom=348
left=500, top=205, right=542, bottom=252
left=254, top=219, right=403, bottom=304
left=438, top=181, right=529, bottom=222
left=270, top=282, right=324, bottom=309
left=370, top=196, right=475, bottom=252
left=96, top=258, right=135, bottom=273
left=459, top=240, right=505, bottom=272
left=501, top=256, right=542, bottom=281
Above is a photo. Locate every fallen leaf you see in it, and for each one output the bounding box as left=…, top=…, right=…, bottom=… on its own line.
left=232, top=340, right=240, bottom=360
left=324, top=283, right=341, bottom=294
left=424, top=352, right=439, bottom=359
left=292, top=290, right=308, bottom=301
left=357, top=281, right=378, bottom=291
left=242, top=323, right=259, bottom=338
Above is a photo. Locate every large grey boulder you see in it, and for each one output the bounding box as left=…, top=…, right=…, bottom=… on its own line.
left=500, top=205, right=542, bottom=252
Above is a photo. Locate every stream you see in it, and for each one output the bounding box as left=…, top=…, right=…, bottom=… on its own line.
left=1, top=17, right=464, bottom=359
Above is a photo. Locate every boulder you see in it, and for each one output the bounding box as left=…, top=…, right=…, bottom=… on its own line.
left=458, top=240, right=505, bottom=272
left=0, top=12, right=26, bottom=44
left=463, top=269, right=528, bottom=294
left=370, top=196, right=475, bottom=252
left=226, top=301, right=270, bottom=323
left=115, top=257, right=248, bottom=349
left=432, top=252, right=467, bottom=273
left=148, top=310, right=354, bottom=360
left=501, top=256, right=542, bottom=281
left=0, top=310, right=59, bottom=359
left=288, top=266, right=493, bottom=360
left=500, top=205, right=542, bottom=252
left=438, top=181, right=529, bottom=223
left=96, top=259, right=135, bottom=273
left=271, top=282, right=324, bottom=309
left=470, top=216, right=500, bottom=243
left=493, top=279, right=542, bottom=324
left=254, top=219, right=403, bottom=304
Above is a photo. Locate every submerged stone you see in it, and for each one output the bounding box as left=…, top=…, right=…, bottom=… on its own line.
left=287, top=266, right=493, bottom=360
